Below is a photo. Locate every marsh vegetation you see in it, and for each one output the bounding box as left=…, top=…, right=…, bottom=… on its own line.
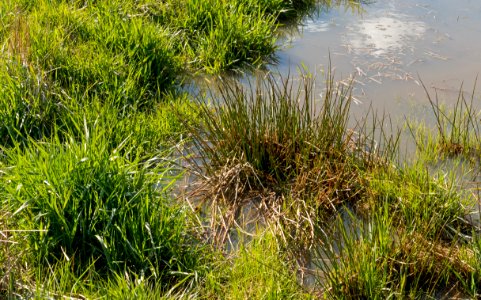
left=1, top=0, right=481, bottom=299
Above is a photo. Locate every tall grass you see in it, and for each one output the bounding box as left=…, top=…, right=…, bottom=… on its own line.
left=0, top=60, right=69, bottom=147
left=165, top=0, right=278, bottom=73
left=27, top=2, right=181, bottom=108
left=367, top=164, right=472, bottom=242
left=316, top=205, right=475, bottom=298
left=4, top=0, right=319, bottom=83
left=5, top=0, right=480, bottom=298
left=0, top=124, right=207, bottom=287
left=316, top=152, right=481, bottom=298
left=191, top=72, right=353, bottom=192
left=186, top=70, right=399, bottom=250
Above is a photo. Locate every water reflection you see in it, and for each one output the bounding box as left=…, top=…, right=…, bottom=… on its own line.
left=275, top=0, right=481, bottom=119
left=303, top=19, right=331, bottom=33
left=346, top=14, right=426, bottom=57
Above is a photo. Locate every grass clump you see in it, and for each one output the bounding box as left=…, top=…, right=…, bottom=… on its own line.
left=3, top=0, right=324, bottom=85
left=63, top=92, right=199, bottom=159
left=27, top=2, right=181, bottom=108
left=165, top=0, right=278, bottom=73
left=192, top=72, right=353, bottom=192
left=315, top=145, right=481, bottom=298
left=187, top=71, right=391, bottom=248
left=366, top=164, right=472, bottom=242
left=0, top=127, right=207, bottom=289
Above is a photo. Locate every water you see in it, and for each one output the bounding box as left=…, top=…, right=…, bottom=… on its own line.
left=275, top=0, right=481, bottom=118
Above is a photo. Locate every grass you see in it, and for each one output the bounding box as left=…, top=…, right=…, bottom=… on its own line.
left=1, top=126, right=207, bottom=285
left=27, top=1, right=181, bottom=108
left=1, top=1, right=334, bottom=297
left=366, top=164, right=472, bottom=242
left=183, top=70, right=481, bottom=298
left=186, top=69, right=399, bottom=250
left=2, top=0, right=481, bottom=298
left=311, top=81, right=481, bottom=298
left=0, top=60, right=68, bottom=147
left=317, top=204, right=479, bottom=298
left=164, top=0, right=279, bottom=73
left=315, top=161, right=481, bottom=297
left=2, top=0, right=318, bottom=84
left=202, top=229, right=311, bottom=300
left=408, top=79, right=481, bottom=162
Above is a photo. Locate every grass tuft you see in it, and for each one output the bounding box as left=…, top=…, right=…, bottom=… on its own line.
left=1, top=126, right=206, bottom=288
left=186, top=70, right=397, bottom=249
left=202, top=229, right=310, bottom=299
left=0, top=60, right=68, bottom=147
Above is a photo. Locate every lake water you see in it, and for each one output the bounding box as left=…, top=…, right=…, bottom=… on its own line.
left=275, top=0, right=481, bottom=119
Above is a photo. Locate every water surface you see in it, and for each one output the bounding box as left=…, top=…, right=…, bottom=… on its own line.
left=276, top=0, right=481, bottom=117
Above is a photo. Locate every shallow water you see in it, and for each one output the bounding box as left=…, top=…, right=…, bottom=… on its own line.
left=275, top=0, right=481, bottom=118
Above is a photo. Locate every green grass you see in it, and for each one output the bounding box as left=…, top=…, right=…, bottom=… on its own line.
left=1, top=1, right=334, bottom=297
left=164, top=0, right=278, bottom=73
left=26, top=1, right=181, bottom=108
left=0, top=60, right=69, bottom=147
left=408, top=80, right=481, bottom=162
left=190, top=72, right=354, bottom=192
left=184, top=70, right=481, bottom=298
left=1, top=125, right=207, bottom=283
left=2, top=0, right=481, bottom=298
left=317, top=178, right=480, bottom=299
left=367, top=164, right=471, bottom=242
left=202, top=229, right=311, bottom=300
left=2, top=0, right=317, bottom=84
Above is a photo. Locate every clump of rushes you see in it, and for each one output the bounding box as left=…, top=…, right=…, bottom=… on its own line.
left=187, top=71, right=391, bottom=247
left=0, top=125, right=207, bottom=288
